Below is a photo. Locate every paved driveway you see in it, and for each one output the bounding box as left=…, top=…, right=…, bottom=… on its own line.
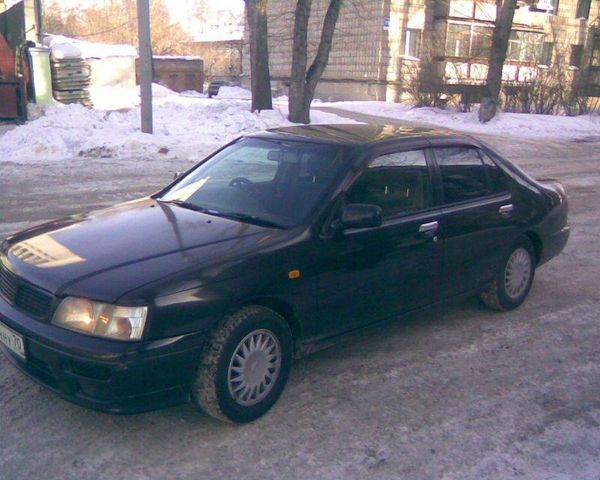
left=1, top=112, right=599, bottom=480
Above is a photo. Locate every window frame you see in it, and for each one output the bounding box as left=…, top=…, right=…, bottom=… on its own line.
left=540, top=41, right=554, bottom=66
left=591, top=36, right=600, bottom=68
left=575, top=0, right=591, bottom=19
left=343, top=146, right=438, bottom=222
left=404, top=28, right=422, bottom=59
left=445, top=22, right=494, bottom=59
left=570, top=44, right=584, bottom=68
left=429, top=145, right=511, bottom=207
left=506, top=30, right=546, bottom=64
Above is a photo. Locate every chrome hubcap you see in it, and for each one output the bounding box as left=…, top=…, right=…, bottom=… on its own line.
left=227, top=329, right=281, bottom=406
left=504, top=248, right=532, bottom=300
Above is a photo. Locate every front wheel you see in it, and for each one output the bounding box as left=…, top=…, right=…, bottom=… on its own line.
left=481, top=237, right=536, bottom=311
left=191, top=306, right=293, bottom=423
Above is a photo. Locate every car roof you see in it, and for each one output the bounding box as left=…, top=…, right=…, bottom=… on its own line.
left=249, top=123, right=480, bottom=148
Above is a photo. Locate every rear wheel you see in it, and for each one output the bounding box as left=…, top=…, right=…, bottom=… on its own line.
left=481, top=237, right=536, bottom=311
left=191, top=306, right=293, bottom=423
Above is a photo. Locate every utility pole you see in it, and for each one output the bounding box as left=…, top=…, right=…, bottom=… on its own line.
left=137, top=0, right=153, bottom=133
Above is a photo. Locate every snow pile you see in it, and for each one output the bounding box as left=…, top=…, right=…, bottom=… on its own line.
left=216, top=86, right=252, bottom=100
left=43, top=35, right=137, bottom=60
left=323, top=101, right=600, bottom=139
left=0, top=94, right=356, bottom=163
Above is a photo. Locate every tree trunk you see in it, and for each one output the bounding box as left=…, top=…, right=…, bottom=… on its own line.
left=288, top=0, right=342, bottom=124
left=478, top=0, right=518, bottom=123
left=246, top=0, right=272, bottom=112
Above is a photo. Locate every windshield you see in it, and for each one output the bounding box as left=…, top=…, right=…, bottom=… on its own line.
left=159, top=138, right=348, bottom=228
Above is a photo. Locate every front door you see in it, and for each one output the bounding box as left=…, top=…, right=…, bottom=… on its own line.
left=314, top=148, right=443, bottom=337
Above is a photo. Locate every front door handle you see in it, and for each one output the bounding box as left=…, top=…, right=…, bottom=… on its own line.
left=419, top=221, right=439, bottom=239
left=499, top=204, right=514, bottom=216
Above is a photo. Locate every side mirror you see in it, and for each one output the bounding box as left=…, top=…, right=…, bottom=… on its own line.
left=340, top=204, right=383, bottom=230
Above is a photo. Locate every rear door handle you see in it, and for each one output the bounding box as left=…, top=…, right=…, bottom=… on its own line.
left=499, top=204, right=514, bottom=216
left=419, top=221, right=439, bottom=239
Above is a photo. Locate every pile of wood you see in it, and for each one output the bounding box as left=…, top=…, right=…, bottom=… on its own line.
left=50, top=57, right=92, bottom=107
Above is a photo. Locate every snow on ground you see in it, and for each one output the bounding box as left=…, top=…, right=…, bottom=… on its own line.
left=321, top=101, right=600, bottom=139
left=0, top=86, right=355, bottom=164
left=216, top=86, right=252, bottom=100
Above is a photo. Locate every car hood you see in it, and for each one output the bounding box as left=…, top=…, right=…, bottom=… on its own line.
left=3, top=198, right=272, bottom=298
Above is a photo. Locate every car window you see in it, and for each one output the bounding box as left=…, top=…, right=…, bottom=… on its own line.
left=160, top=138, right=348, bottom=228
left=434, top=147, right=491, bottom=204
left=348, top=150, right=432, bottom=218
left=479, top=150, right=512, bottom=194
left=223, top=146, right=280, bottom=183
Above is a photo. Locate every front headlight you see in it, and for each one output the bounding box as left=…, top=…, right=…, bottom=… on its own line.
left=52, top=297, right=148, bottom=341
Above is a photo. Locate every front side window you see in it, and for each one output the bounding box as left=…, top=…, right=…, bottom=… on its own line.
left=160, top=138, right=348, bottom=228
left=348, top=150, right=432, bottom=218
left=434, top=147, right=491, bottom=203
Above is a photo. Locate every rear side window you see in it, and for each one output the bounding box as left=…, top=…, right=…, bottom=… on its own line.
left=434, top=147, right=491, bottom=204
left=480, top=151, right=512, bottom=194
left=348, top=150, right=432, bottom=218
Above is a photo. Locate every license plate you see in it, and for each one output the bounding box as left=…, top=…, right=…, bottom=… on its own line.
left=0, top=320, right=26, bottom=359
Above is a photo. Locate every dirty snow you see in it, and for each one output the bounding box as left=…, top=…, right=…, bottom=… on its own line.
left=0, top=87, right=354, bottom=164
left=320, top=101, right=600, bottom=139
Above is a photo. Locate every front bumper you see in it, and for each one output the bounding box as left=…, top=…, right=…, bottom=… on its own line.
left=0, top=298, right=207, bottom=414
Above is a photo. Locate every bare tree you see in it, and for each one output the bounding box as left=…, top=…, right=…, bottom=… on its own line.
left=245, top=0, right=272, bottom=111
left=288, top=0, right=342, bottom=124
left=43, top=0, right=193, bottom=55
left=478, top=0, right=518, bottom=122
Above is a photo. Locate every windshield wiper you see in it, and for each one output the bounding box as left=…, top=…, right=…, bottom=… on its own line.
left=214, top=211, right=284, bottom=229
left=157, top=199, right=213, bottom=214
left=158, top=200, right=283, bottom=228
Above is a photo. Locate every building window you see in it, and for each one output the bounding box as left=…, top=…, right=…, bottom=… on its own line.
left=570, top=45, right=583, bottom=67
left=471, top=25, right=492, bottom=58
left=575, top=0, right=591, bottom=19
left=404, top=29, right=421, bottom=58
left=540, top=42, right=553, bottom=65
left=531, top=0, right=560, bottom=14
left=506, top=31, right=545, bottom=63
left=446, top=23, right=471, bottom=57
left=445, top=23, right=493, bottom=58
left=591, top=37, right=600, bottom=68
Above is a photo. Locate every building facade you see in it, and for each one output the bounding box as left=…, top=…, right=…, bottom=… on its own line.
left=242, top=0, right=600, bottom=102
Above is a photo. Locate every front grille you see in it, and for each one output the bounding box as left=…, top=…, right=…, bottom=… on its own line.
left=0, top=263, right=55, bottom=319
left=15, top=286, right=54, bottom=318
left=0, top=263, right=18, bottom=304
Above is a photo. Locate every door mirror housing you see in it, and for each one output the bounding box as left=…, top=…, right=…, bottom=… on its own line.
left=340, top=204, right=383, bottom=229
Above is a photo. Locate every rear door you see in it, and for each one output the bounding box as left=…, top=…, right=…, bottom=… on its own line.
left=430, top=145, right=519, bottom=297
left=315, top=147, right=444, bottom=337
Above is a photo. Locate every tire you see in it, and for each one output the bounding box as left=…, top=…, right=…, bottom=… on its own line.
left=191, top=305, right=293, bottom=423
left=481, top=237, right=536, bottom=311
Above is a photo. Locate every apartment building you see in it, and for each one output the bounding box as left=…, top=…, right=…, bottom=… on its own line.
left=242, top=0, right=600, bottom=102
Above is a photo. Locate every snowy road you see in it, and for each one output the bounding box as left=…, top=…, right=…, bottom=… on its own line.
left=1, top=113, right=600, bottom=479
